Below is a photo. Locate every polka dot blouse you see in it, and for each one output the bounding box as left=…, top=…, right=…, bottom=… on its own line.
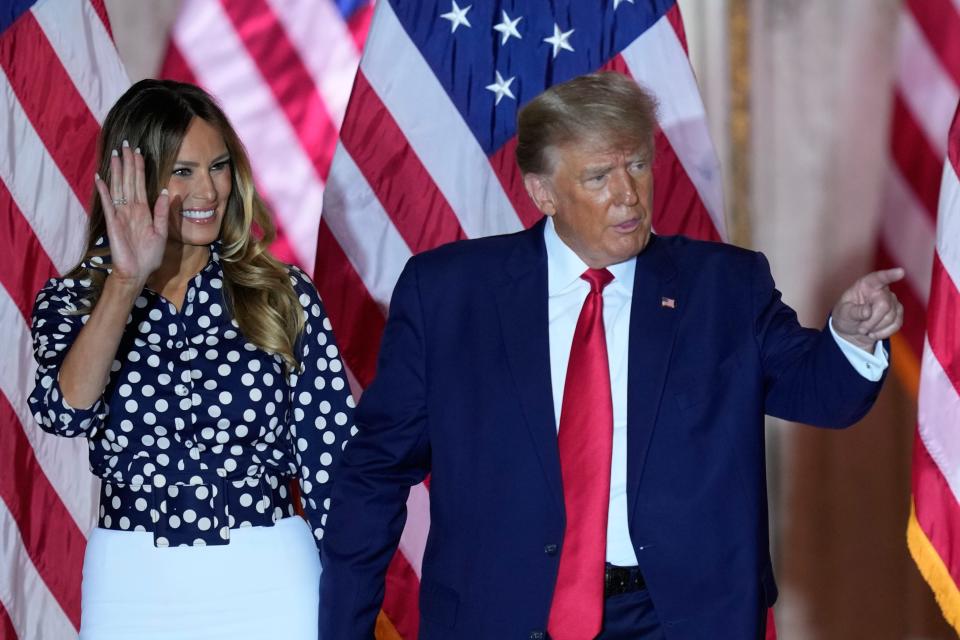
left=28, top=240, right=356, bottom=550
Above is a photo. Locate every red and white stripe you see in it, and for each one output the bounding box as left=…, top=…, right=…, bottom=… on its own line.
left=882, top=0, right=960, bottom=632
left=0, top=2, right=128, bottom=638
left=909, top=104, right=960, bottom=632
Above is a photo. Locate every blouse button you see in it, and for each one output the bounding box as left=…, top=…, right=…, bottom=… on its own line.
left=175, top=384, right=189, bottom=397
left=175, top=340, right=184, bottom=348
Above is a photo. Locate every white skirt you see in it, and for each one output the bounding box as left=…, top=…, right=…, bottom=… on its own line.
left=80, top=516, right=321, bottom=640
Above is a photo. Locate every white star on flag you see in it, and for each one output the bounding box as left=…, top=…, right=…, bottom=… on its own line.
left=493, top=10, right=522, bottom=45
left=485, top=70, right=516, bottom=105
left=544, top=23, right=575, bottom=58
left=613, top=0, right=635, bottom=9
left=440, top=1, right=472, bottom=33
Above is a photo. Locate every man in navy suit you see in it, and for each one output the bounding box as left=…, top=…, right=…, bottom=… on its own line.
left=320, top=72, right=903, bottom=639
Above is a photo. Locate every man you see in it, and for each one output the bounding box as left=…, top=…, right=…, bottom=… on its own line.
left=320, top=72, right=903, bottom=639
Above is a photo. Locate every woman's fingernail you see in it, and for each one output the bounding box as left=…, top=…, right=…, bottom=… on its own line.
left=122, top=139, right=130, bottom=148
left=161, top=188, right=169, bottom=196
left=111, top=149, right=119, bottom=157
left=94, top=173, right=101, bottom=182
left=135, top=147, right=141, bottom=155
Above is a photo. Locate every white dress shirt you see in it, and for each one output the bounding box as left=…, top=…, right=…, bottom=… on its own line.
left=542, top=218, right=888, bottom=566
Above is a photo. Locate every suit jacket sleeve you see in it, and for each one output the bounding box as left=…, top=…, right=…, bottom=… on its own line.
left=751, top=251, right=884, bottom=426
left=320, top=258, right=432, bottom=638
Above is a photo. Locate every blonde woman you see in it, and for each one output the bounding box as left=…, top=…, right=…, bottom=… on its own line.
left=29, top=79, right=353, bottom=639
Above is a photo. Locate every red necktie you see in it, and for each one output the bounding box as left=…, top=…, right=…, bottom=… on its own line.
left=547, top=268, right=614, bottom=640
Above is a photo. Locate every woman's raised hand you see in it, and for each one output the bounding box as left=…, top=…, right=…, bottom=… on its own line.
left=93, top=140, right=170, bottom=285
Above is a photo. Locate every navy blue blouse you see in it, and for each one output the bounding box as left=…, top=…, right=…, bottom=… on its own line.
left=28, top=241, right=355, bottom=550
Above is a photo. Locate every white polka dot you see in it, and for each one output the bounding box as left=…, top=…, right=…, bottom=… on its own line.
left=195, top=486, right=209, bottom=500
left=320, top=452, right=333, bottom=466
left=332, top=378, right=345, bottom=391
left=227, top=351, right=240, bottom=363
left=147, top=354, right=160, bottom=367
left=128, top=371, right=141, bottom=383
left=124, top=399, right=138, bottom=412
left=235, top=425, right=248, bottom=438
left=155, top=399, right=168, bottom=412
left=239, top=493, right=253, bottom=507
left=335, top=412, right=348, bottom=426
left=322, top=431, right=335, bottom=445
left=249, top=388, right=262, bottom=401
left=208, top=405, right=221, bottom=418
left=118, top=384, right=132, bottom=397
left=210, top=303, right=222, bottom=316
left=248, top=360, right=261, bottom=372
left=135, top=498, right=148, bottom=511
left=241, top=373, right=254, bottom=386
left=217, top=364, right=231, bottom=376
left=168, top=515, right=181, bottom=529
left=219, top=391, right=232, bottom=404
left=298, top=391, right=312, bottom=405
left=182, top=509, right=197, bottom=523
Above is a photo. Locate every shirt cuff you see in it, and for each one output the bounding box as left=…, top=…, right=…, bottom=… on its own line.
left=828, top=317, right=888, bottom=382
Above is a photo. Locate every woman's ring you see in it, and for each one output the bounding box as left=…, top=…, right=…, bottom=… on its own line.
left=113, top=197, right=127, bottom=206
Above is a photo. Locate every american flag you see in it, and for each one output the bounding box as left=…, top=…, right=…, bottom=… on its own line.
left=1, top=0, right=729, bottom=637
left=878, top=0, right=960, bottom=632
left=0, top=0, right=128, bottom=637
left=910, top=99, right=960, bottom=633
left=319, top=1, right=728, bottom=636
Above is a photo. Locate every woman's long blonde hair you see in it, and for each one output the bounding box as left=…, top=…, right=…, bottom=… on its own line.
left=68, top=79, right=304, bottom=370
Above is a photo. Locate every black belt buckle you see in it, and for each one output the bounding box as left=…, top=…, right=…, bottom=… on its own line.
left=604, top=563, right=646, bottom=598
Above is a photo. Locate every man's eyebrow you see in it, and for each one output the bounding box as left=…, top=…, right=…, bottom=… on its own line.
left=580, top=163, right=613, bottom=175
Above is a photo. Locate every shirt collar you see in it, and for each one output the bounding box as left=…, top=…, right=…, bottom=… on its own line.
left=543, top=217, right=635, bottom=296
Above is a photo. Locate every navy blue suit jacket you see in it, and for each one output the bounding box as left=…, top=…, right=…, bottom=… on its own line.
left=320, top=219, right=884, bottom=639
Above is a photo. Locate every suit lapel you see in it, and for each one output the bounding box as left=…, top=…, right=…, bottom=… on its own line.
left=626, top=235, right=680, bottom=517
left=494, top=220, right=564, bottom=512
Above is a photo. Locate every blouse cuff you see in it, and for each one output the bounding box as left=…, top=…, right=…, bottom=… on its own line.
left=32, top=370, right=106, bottom=437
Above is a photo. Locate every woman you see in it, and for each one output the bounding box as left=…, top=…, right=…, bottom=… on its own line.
left=28, top=79, right=354, bottom=639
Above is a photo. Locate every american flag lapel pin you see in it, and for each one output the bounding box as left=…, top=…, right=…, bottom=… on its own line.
left=661, top=296, right=676, bottom=309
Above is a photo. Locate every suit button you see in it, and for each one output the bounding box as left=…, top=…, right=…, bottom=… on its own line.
left=544, top=544, right=558, bottom=556
left=529, top=632, right=545, bottom=640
